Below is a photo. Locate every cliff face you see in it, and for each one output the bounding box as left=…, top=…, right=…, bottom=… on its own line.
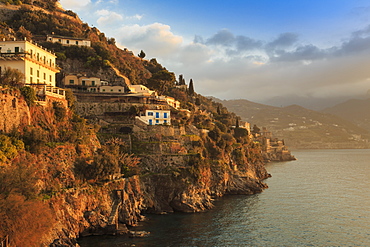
left=43, top=154, right=268, bottom=246
left=0, top=88, right=31, bottom=133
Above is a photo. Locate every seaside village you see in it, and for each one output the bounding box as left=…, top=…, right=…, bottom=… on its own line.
left=0, top=35, right=293, bottom=161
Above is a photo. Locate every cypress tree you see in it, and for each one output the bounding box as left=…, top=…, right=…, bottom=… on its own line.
left=188, top=79, right=194, bottom=96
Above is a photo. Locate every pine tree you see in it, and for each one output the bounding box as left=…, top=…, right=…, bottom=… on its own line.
left=138, top=50, right=146, bottom=59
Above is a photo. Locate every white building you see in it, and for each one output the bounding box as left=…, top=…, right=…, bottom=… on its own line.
left=46, top=35, right=91, bottom=47
left=158, top=95, right=180, bottom=109
left=138, top=109, right=171, bottom=125
left=128, top=85, right=157, bottom=96
left=0, top=39, right=59, bottom=86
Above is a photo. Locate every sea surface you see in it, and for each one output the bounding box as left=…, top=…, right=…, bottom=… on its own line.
left=78, top=149, right=370, bottom=246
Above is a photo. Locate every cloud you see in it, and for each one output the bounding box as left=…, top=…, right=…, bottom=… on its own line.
left=266, top=32, right=299, bottom=51
left=116, top=23, right=183, bottom=58
left=164, top=26, right=370, bottom=108
left=59, top=0, right=91, bottom=10
left=206, top=29, right=235, bottom=46
left=96, top=9, right=124, bottom=27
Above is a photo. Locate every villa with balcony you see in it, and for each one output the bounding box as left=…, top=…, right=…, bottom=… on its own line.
left=0, top=39, right=66, bottom=102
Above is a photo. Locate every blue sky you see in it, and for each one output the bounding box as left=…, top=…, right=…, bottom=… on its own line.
left=59, top=0, right=370, bottom=109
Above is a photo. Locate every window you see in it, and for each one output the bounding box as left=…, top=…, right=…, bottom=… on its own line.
left=92, top=81, right=95, bottom=86
left=30, top=67, right=33, bottom=75
left=30, top=77, right=33, bottom=83
left=156, top=112, right=160, bottom=118
left=66, top=40, right=70, bottom=44
left=164, top=120, right=167, bottom=124
left=43, top=73, right=46, bottom=80
left=102, top=89, right=105, bottom=92
left=147, top=112, right=154, bottom=116
left=15, top=47, right=19, bottom=53
left=69, top=80, right=74, bottom=84
left=82, top=80, right=86, bottom=86
left=111, top=89, right=113, bottom=92
left=163, top=112, right=168, bottom=118
left=49, top=75, right=52, bottom=82
left=76, top=41, right=79, bottom=45
left=58, top=39, right=62, bottom=42
left=118, top=89, right=122, bottom=92
left=156, top=120, right=159, bottom=124
left=37, top=70, right=39, bottom=77
left=149, top=119, right=153, bottom=125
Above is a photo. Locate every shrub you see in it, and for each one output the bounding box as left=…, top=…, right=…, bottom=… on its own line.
left=0, top=194, right=54, bottom=247
left=52, top=101, right=67, bottom=122
left=20, top=86, right=37, bottom=106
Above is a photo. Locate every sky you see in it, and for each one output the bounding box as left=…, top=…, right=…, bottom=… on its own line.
left=59, top=0, right=370, bottom=109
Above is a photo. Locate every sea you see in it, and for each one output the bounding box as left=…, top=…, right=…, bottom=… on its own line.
left=78, top=149, right=370, bottom=247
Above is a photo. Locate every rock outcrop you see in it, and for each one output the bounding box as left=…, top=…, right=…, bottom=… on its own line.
left=0, top=88, right=31, bottom=132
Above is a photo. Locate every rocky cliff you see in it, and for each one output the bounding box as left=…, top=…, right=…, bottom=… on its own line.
left=0, top=92, right=270, bottom=246
left=0, top=87, right=30, bottom=133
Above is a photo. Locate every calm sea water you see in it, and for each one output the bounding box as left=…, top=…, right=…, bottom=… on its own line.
left=78, top=149, right=370, bottom=247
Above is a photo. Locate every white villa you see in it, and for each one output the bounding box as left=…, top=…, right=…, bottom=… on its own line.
left=46, top=35, right=91, bottom=47
left=138, top=109, right=171, bottom=125
left=0, top=39, right=59, bottom=86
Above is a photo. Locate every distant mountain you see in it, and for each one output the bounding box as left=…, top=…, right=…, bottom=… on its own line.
left=322, top=98, right=370, bottom=133
left=262, top=94, right=365, bottom=111
left=216, top=98, right=370, bottom=149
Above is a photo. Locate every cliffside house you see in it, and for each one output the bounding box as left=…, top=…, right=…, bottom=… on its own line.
left=128, top=84, right=157, bottom=96
left=137, top=109, right=171, bottom=125
left=63, top=74, right=107, bottom=92
left=157, top=95, right=181, bottom=109
left=0, top=39, right=66, bottom=103
left=46, top=34, right=91, bottom=47
left=0, top=39, right=59, bottom=86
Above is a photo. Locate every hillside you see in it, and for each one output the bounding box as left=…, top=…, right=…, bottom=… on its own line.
left=218, top=98, right=370, bottom=149
left=322, top=98, right=370, bottom=133
left=0, top=1, right=278, bottom=246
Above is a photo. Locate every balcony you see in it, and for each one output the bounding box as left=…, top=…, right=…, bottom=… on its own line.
left=0, top=52, right=60, bottom=72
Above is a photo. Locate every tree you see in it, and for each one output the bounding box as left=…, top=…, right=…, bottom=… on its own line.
left=188, top=79, right=194, bottom=96
left=0, top=67, right=25, bottom=88
left=20, top=86, right=37, bottom=106
left=235, top=118, right=240, bottom=128
left=217, top=106, right=221, bottom=115
left=252, top=124, right=261, bottom=135
left=146, top=69, right=176, bottom=95
left=178, top=74, right=186, bottom=85
left=16, top=26, right=32, bottom=40
left=138, top=50, right=146, bottom=59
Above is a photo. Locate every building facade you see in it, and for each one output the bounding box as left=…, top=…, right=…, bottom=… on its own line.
left=46, top=35, right=91, bottom=47
left=0, top=39, right=59, bottom=86
left=139, top=109, right=171, bottom=125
